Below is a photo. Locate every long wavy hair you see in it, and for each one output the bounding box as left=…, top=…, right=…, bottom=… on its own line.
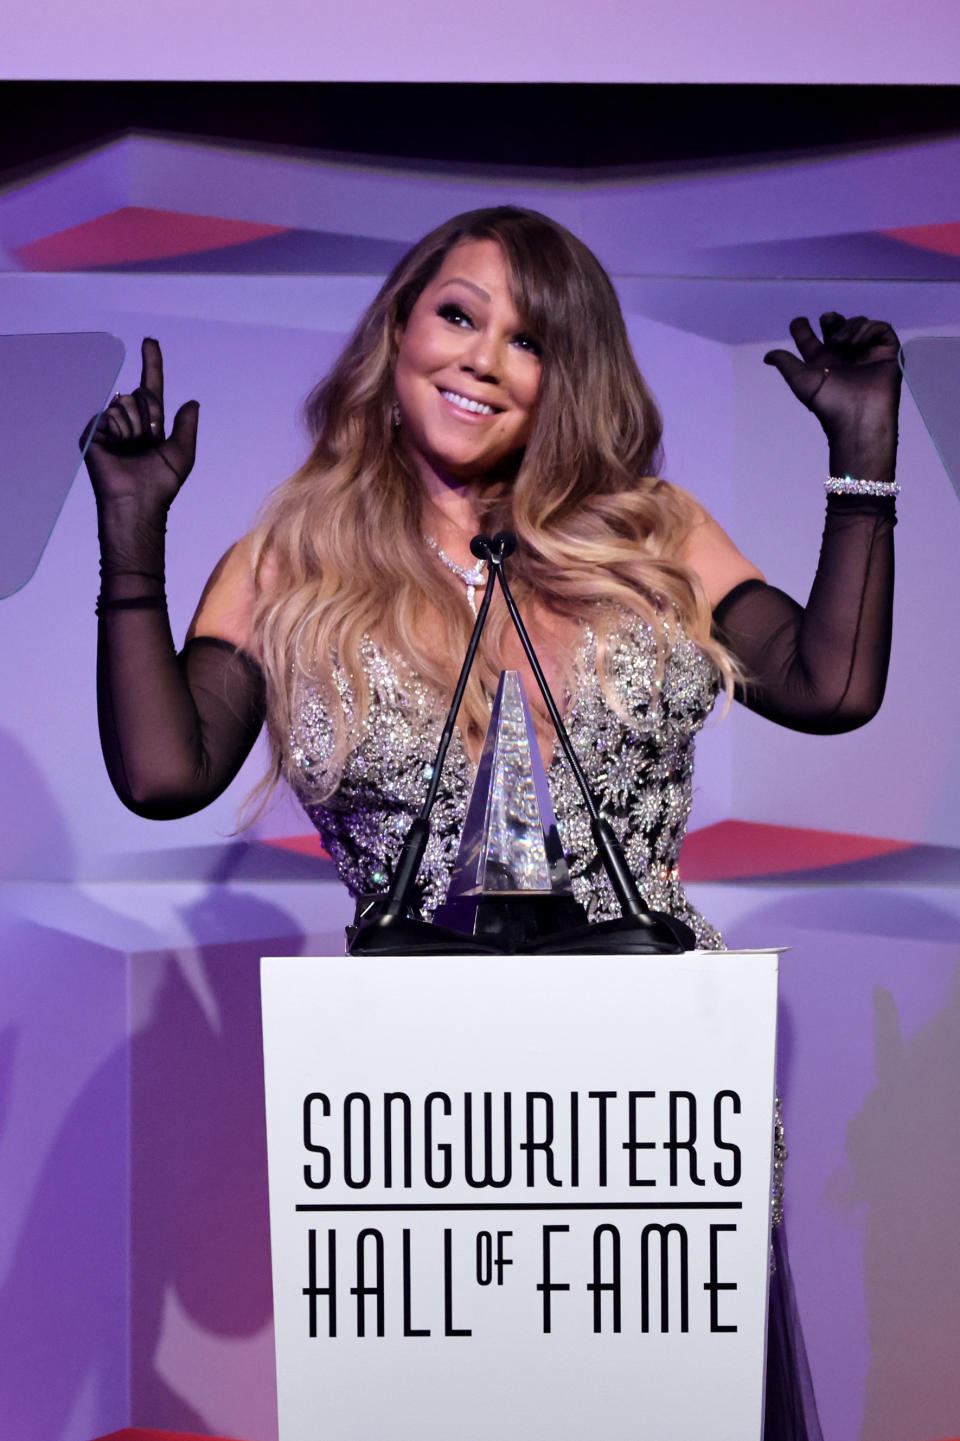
left=249, top=206, right=735, bottom=800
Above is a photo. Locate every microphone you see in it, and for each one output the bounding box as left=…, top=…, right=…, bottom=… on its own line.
left=471, top=531, right=515, bottom=561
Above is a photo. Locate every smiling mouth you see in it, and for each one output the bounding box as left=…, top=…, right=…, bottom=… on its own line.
left=439, top=388, right=501, bottom=417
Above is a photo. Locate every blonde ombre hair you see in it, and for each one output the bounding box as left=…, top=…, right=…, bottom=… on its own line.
left=249, top=206, right=736, bottom=799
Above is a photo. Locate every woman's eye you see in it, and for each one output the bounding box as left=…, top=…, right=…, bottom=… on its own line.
left=437, top=303, right=473, bottom=328
left=513, top=332, right=541, bottom=357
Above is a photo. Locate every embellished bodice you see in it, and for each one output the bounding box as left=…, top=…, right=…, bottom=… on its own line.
left=289, top=613, right=722, bottom=948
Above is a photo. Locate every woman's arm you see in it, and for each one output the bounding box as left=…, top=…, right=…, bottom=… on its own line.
left=677, top=492, right=766, bottom=605
left=682, top=313, right=900, bottom=735
left=706, top=495, right=895, bottom=734
left=86, top=340, right=266, bottom=819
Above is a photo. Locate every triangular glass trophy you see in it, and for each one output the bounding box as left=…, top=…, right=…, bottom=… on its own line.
left=433, top=670, right=587, bottom=947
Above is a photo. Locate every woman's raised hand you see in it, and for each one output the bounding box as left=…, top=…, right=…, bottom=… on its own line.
left=82, top=338, right=199, bottom=511
left=763, top=314, right=902, bottom=483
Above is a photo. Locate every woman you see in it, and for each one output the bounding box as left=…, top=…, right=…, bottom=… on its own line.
left=85, top=206, right=900, bottom=1438
left=85, top=206, right=899, bottom=940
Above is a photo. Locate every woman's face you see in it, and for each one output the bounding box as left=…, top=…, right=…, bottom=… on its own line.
left=393, top=238, right=542, bottom=490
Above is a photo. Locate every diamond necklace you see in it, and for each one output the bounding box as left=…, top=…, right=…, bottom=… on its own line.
left=425, top=536, right=488, bottom=616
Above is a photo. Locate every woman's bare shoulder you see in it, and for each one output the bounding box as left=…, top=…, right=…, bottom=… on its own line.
left=187, top=533, right=280, bottom=655
left=667, top=483, right=765, bottom=608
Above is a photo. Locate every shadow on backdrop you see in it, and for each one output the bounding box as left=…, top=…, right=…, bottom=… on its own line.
left=0, top=726, right=306, bottom=1440
left=128, top=851, right=307, bottom=1440
left=848, top=964, right=960, bottom=1441
left=0, top=729, right=128, bottom=1441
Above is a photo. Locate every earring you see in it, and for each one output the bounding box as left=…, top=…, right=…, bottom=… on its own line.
left=392, top=400, right=401, bottom=430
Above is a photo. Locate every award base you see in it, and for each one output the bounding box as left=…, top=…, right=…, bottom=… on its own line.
left=346, top=894, right=694, bottom=956
left=527, top=911, right=696, bottom=954
left=347, top=911, right=500, bottom=955
left=433, top=890, right=589, bottom=949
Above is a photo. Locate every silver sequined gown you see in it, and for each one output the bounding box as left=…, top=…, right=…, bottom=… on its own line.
left=289, top=611, right=722, bottom=948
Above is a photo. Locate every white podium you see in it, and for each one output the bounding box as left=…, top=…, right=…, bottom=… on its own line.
left=262, top=951, right=778, bottom=1441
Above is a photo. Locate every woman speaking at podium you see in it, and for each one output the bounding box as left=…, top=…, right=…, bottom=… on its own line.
left=83, top=206, right=900, bottom=1440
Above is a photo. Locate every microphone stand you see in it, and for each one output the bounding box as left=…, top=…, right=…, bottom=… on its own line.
left=347, top=532, right=694, bottom=956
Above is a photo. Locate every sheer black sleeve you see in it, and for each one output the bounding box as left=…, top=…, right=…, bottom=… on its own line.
left=95, top=503, right=266, bottom=820
left=711, top=494, right=895, bottom=735
left=97, top=624, right=266, bottom=820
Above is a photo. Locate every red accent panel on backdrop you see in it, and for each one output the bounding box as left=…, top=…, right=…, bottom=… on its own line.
left=263, top=831, right=330, bottom=859
left=677, top=819, right=908, bottom=881
left=91, top=1428, right=250, bottom=1441
left=882, top=221, right=960, bottom=258
left=16, top=206, right=288, bottom=269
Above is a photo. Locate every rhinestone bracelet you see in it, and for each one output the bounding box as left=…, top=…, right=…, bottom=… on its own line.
left=825, top=476, right=901, bottom=498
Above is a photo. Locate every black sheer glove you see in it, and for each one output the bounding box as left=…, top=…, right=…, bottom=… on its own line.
left=763, top=313, right=901, bottom=484
left=84, top=338, right=265, bottom=817
left=83, top=337, right=197, bottom=510
left=97, top=632, right=266, bottom=819
left=713, top=494, right=895, bottom=734
left=714, top=314, right=901, bottom=734
left=82, top=337, right=199, bottom=604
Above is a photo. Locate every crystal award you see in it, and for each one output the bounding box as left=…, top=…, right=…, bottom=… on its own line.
left=433, top=670, right=587, bottom=945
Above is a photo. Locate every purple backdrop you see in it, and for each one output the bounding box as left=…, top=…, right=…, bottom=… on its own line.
left=1, top=130, right=959, bottom=1441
